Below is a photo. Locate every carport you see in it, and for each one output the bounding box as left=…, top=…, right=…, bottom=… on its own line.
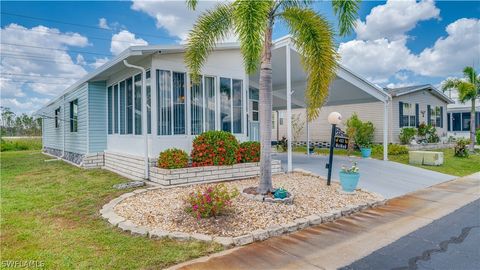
left=249, top=36, right=391, bottom=171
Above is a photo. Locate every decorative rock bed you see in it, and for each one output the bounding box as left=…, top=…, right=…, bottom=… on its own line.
left=100, top=170, right=386, bottom=248
left=241, top=187, right=294, bottom=204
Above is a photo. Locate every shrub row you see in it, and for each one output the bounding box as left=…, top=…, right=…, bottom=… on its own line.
left=158, top=131, right=260, bottom=169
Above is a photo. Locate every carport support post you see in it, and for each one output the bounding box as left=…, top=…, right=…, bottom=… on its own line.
left=327, top=124, right=336, bottom=185
left=306, top=108, right=310, bottom=156
left=286, top=43, right=292, bottom=172
left=383, top=100, right=389, bottom=161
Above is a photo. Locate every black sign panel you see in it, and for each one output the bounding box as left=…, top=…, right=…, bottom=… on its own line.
left=334, top=127, right=349, bottom=149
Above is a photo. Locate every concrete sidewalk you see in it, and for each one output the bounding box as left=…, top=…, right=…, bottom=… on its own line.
left=170, top=173, right=479, bottom=270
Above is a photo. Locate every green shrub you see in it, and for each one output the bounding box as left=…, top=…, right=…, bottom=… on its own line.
left=417, top=123, right=428, bottom=137
left=236, top=141, right=260, bottom=163
left=356, top=121, right=375, bottom=148
left=372, top=144, right=409, bottom=156
left=191, top=130, right=239, bottom=166
left=184, top=184, right=239, bottom=219
left=454, top=138, right=470, bottom=157
left=476, top=129, right=480, bottom=144
left=426, top=125, right=440, bottom=143
left=399, top=128, right=416, bottom=145
left=158, top=148, right=189, bottom=169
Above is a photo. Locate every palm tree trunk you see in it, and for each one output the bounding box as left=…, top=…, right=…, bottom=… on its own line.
left=257, top=24, right=274, bottom=194
left=470, top=98, right=476, bottom=151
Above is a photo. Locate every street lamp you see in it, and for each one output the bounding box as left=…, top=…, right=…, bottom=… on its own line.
left=326, top=112, right=342, bottom=185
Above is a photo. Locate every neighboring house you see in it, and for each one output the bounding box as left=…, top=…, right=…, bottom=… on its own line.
left=273, top=84, right=454, bottom=144
left=36, top=36, right=390, bottom=180
left=446, top=100, right=480, bottom=139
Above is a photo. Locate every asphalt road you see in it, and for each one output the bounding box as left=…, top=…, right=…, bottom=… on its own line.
left=341, top=199, right=480, bottom=270
left=273, top=152, right=455, bottom=198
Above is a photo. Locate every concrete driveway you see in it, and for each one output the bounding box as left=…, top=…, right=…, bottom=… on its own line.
left=273, top=152, right=455, bottom=198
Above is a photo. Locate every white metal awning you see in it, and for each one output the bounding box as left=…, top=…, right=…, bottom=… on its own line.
left=249, top=36, right=391, bottom=170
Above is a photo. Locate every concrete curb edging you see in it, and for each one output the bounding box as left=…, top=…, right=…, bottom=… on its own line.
left=100, top=169, right=386, bottom=248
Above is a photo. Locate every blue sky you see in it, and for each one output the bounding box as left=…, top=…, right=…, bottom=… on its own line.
left=1, top=0, right=479, bottom=114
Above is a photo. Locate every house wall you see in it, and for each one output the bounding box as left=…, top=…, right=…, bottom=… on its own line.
left=106, top=49, right=248, bottom=158
left=273, top=89, right=449, bottom=144
left=42, top=83, right=88, bottom=164
left=88, top=81, right=107, bottom=153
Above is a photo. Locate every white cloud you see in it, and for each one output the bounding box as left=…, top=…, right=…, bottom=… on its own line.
left=131, top=0, right=222, bottom=41
left=76, top=54, right=86, bottom=65
left=1, top=97, right=50, bottom=115
left=0, top=23, right=89, bottom=113
left=409, top=18, right=480, bottom=77
left=355, top=0, right=440, bottom=41
left=90, top=57, right=110, bottom=69
left=110, top=30, right=148, bottom=55
left=98, top=17, right=110, bottom=29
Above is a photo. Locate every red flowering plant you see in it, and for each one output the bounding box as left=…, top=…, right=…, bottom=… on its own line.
left=190, top=130, right=239, bottom=167
left=236, top=141, right=260, bottom=163
left=158, top=148, right=189, bottom=169
left=184, top=184, right=239, bottom=219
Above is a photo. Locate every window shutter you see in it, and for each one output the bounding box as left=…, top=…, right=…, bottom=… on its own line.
left=415, top=103, right=419, bottom=127
left=440, top=106, right=444, bottom=128
left=399, top=101, right=403, bottom=127
left=427, top=105, right=431, bottom=125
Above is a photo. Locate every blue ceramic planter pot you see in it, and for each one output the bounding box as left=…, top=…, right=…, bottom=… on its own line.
left=360, top=147, right=372, bottom=158
left=339, top=172, right=360, bottom=193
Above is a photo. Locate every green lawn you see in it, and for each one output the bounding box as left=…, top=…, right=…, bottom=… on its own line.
left=291, top=146, right=480, bottom=177
left=1, top=151, right=221, bottom=269
left=1, top=137, right=42, bottom=152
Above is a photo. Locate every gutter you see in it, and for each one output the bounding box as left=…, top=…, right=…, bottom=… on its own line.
left=123, top=60, right=149, bottom=180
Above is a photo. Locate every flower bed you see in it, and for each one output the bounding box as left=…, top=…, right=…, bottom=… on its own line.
left=102, top=171, right=385, bottom=248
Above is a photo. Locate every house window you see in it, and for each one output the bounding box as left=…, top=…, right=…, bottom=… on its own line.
left=70, top=99, right=78, bottom=132
left=429, top=106, right=442, bottom=127
left=191, top=76, right=204, bottom=135
left=205, top=76, right=216, bottom=131
left=119, top=81, right=126, bottom=134
left=126, top=78, right=133, bottom=134
left=251, top=101, right=259, bottom=121
left=401, top=103, right=416, bottom=127
left=462, top=112, right=470, bottom=131
left=54, top=107, right=60, bottom=128
left=146, top=70, right=151, bottom=134
left=232, top=79, right=243, bottom=133
left=107, top=86, right=112, bottom=134
left=134, top=74, right=142, bottom=135
left=113, top=84, right=119, bottom=133
left=220, top=77, right=232, bottom=132
left=157, top=70, right=187, bottom=135
left=173, top=72, right=186, bottom=135
left=447, top=113, right=451, bottom=131
left=452, top=112, right=461, bottom=131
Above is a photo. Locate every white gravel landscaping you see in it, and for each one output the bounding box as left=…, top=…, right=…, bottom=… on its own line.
left=113, top=172, right=383, bottom=238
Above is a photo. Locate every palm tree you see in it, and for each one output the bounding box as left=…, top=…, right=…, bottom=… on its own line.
left=442, top=66, right=480, bottom=151
left=185, top=0, right=360, bottom=194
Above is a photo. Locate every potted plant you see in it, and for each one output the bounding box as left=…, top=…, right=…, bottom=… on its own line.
left=339, top=162, right=360, bottom=193
left=355, top=121, right=375, bottom=158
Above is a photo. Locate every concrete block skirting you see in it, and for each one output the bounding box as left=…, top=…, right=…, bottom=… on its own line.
left=100, top=169, right=386, bottom=248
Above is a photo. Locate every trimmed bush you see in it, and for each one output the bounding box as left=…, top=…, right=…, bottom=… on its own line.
left=184, top=184, right=239, bottom=219
left=454, top=139, right=470, bottom=157
left=373, top=144, right=409, bottom=156
left=236, top=141, right=260, bottom=163
left=191, top=130, right=239, bottom=167
left=399, top=128, right=416, bottom=145
left=158, top=148, right=189, bottom=169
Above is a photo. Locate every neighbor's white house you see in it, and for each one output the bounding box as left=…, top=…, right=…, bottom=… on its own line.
left=37, top=36, right=391, bottom=180
left=273, top=84, right=454, bottom=144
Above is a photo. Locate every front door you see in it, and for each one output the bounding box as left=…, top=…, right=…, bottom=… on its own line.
left=248, top=87, right=260, bottom=141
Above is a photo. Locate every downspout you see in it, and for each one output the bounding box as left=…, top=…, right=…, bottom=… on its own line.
left=123, top=60, right=149, bottom=180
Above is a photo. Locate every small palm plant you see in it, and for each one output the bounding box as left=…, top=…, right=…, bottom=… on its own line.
left=185, top=0, right=360, bottom=194
left=442, top=66, right=480, bottom=151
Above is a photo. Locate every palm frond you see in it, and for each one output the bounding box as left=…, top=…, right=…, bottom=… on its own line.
left=232, top=0, right=273, bottom=74
left=281, top=7, right=338, bottom=120
left=332, top=0, right=361, bottom=36
left=279, top=0, right=313, bottom=9
left=441, top=78, right=462, bottom=92
left=457, top=81, right=477, bottom=103
left=185, top=3, right=233, bottom=82
left=186, top=0, right=198, bottom=10
left=463, top=66, right=478, bottom=84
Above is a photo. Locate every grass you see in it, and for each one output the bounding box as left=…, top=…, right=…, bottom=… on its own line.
left=1, top=137, right=42, bottom=152
left=1, top=151, right=221, bottom=269
left=291, top=146, right=480, bottom=177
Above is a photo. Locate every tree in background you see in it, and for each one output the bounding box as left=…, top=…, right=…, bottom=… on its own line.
left=442, top=66, right=479, bottom=151
left=291, top=114, right=305, bottom=142
left=184, top=0, right=360, bottom=194
left=0, top=107, right=42, bottom=137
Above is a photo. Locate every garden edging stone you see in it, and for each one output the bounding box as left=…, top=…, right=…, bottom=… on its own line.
left=100, top=169, right=387, bottom=248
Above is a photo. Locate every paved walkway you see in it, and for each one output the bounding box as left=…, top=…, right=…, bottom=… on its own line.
left=170, top=173, right=480, bottom=270
left=273, top=153, right=455, bottom=198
